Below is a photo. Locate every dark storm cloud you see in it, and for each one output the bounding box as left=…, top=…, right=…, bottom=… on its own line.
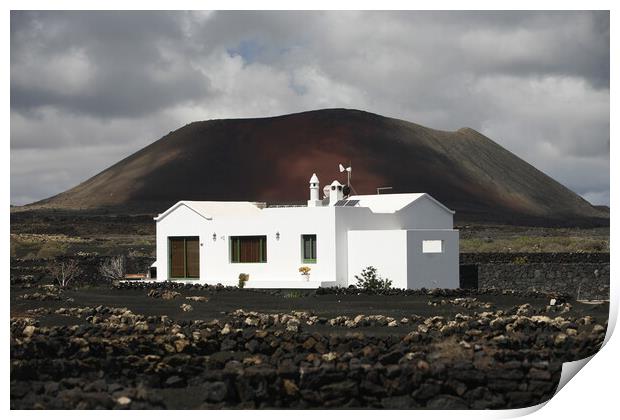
left=10, top=10, right=610, bottom=205
left=11, top=11, right=211, bottom=118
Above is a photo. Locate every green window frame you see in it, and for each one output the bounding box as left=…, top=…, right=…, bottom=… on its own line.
left=168, top=236, right=200, bottom=279
left=230, top=236, right=267, bottom=263
left=302, top=234, right=317, bottom=263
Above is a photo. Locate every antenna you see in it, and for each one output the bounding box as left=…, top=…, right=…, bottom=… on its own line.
left=339, top=162, right=357, bottom=196
left=376, top=186, right=393, bottom=195
left=339, top=162, right=352, bottom=186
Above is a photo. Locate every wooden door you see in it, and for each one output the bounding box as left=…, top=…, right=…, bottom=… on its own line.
left=185, top=237, right=200, bottom=278
left=169, top=238, right=186, bottom=278
left=169, top=237, right=200, bottom=278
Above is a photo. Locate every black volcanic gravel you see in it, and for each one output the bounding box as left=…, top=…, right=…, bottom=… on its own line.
left=11, top=285, right=608, bottom=409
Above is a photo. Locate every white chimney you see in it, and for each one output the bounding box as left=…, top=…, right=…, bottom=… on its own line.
left=307, top=173, right=322, bottom=207
left=328, top=180, right=344, bottom=206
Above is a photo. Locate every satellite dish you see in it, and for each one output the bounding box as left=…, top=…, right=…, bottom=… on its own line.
left=339, top=163, right=346, bottom=172
left=323, top=185, right=331, bottom=198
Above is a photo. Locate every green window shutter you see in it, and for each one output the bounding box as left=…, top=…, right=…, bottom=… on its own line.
left=230, top=237, right=241, bottom=263
left=302, top=234, right=317, bottom=263
left=263, top=237, right=267, bottom=262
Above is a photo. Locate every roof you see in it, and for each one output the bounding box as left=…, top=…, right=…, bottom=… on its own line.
left=154, top=200, right=261, bottom=221
left=347, top=193, right=455, bottom=214
left=154, top=193, right=454, bottom=220
left=310, top=173, right=319, bottom=183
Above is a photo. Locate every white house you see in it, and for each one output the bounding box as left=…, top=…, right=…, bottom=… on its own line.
left=150, top=173, right=459, bottom=289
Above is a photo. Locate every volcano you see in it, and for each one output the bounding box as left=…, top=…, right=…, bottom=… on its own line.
left=31, top=108, right=607, bottom=226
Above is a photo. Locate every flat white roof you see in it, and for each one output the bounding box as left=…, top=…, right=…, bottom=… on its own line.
left=347, top=193, right=455, bottom=214
left=156, top=192, right=454, bottom=221
left=347, top=193, right=425, bottom=213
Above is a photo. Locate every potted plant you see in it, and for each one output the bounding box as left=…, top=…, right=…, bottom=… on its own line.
left=238, top=273, right=249, bottom=288
left=299, top=266, right=311, bottom=281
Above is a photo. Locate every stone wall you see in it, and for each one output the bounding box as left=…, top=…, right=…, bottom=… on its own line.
left=11, top=253, right=611, bottom=300
left=459, top=253, right=609, bottom=300
left=476, top=263, right=609, bottom=301
left=11, top=302, right=606, bottom=409
left=10, top=256, right=156, bottom=286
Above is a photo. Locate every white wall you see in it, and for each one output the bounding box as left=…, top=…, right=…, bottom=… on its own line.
left=154, top=204, right=210, bottom=282
left=396, top=195, right=453, bottom=229
left=347, top=228, right=459, bottom=290
left=334, top=195, right=454, bottom=286
left=406, top=229, right=459, bottom=289
left=156, top=205, right=338, bottom=286
left=206, top=206, right=337, bottom=286
left=334, top=207, right=400, bottom=286
left=347, top=230, right=408, bottom=288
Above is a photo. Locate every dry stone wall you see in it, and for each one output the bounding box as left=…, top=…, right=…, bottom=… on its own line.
left=10, top=253, right=610, bottom=300
left=460, top=253, right=609, bottom=300
left=477, top=263, right=608, bottom=300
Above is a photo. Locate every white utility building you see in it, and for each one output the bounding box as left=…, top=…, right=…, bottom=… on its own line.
left=151, top=173, right=459, bottom=289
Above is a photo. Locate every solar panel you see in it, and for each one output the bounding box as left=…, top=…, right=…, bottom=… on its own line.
left=335, top=199, right=359, bottom=207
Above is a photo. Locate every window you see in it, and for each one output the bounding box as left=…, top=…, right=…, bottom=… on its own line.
left=302, top=234, right=317, bottom=263
left=230, top=236, right=267, bottom=263
left=169, top=237, right=199, bottom=278
left=422, top=240, right=443, bottom=253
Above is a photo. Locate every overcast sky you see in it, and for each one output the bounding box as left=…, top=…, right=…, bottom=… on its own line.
left=10, top=11, right=610, bottom=206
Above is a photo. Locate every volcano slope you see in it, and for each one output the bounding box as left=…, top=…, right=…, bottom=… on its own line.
left=31, top=108, right=607, bottom=226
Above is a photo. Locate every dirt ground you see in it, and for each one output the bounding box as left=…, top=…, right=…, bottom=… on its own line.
left=10, top=286, right=610, bottom=332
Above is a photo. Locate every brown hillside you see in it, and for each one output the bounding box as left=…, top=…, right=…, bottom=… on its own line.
left=31, top=109, right=607, bottom=225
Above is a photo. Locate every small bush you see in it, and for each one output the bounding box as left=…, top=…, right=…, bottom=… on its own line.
left=48, top=258, right=82, bottom=288
left=283, top=291, right=303, bottom=299
left=99, top=255, right=126, bottom=285
left=238, top=273, right=249, bottom=288
left=355, top=266, right=392, bottom=291
left=512, top=256, right=529, bottom=265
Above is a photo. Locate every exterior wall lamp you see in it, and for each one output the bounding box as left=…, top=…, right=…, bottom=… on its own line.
left=212, top=233, right=217, bottom=241
left=276, top=232, right=280, bottom=240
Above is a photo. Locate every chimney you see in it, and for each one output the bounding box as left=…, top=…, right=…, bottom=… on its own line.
left=328, top=180, right=344, bottom=206
left=307, top=173, right=322, bottom=207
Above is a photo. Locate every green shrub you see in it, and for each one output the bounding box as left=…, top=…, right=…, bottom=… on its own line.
left=283, top=291, right=303, bottom=299
left=512, top=256, right=529, bottom=265
left=355, top=266, right=392, bottom=291
left=238, top=273, right=249, bottom=288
